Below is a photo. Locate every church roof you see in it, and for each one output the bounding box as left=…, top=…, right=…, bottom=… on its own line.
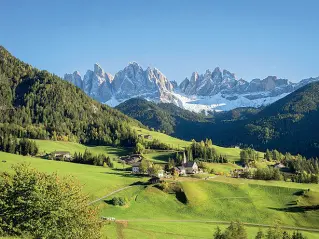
left=184, top=162, right=197, bottom=168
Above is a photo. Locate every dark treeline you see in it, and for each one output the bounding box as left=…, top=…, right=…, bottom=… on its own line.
left=288, top=157, right=319, bottom=174
left=51, top=149, right=114, bottom=168
left=168, top=139, right=228, bottom=165
left=239, top=148, right=319, bottom=184
left=213, top=222, right=307, bottom=239
left=0, top=130, right=38, bottom=156
left=253, top=167, right=282, bottom=181
left=0, top=46, right=143, bottom=148
left=288, top=156, right=319, bottom=184
left=142, top=139, right=173, bottom=150
left=184, top=139, right=228, bottom=163
left=240, top=148, right=259, bottom=165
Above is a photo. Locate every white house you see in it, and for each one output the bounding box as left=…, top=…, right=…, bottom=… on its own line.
left=132, top=162, right=141, bottom=174
left=53, top=151, right=71, bottom=160
left=157, top=169, right=165, bottom=178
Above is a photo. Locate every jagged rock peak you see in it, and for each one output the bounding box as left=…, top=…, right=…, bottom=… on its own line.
left=94, top=63, right=104, bottom=76
left=73, top=70, right=81, bottom=76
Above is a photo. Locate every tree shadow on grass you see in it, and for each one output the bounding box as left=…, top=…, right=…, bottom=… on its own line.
left=104, top=199, right=114, bottom=205
left=152, top=185, right=187, bottom=205
left=293, top=190, right=306, bottom=196
left=175, top=190, right=187, bottom=204
left=147, top=152, right=175, bottom=163
left=269, top=205, right=319, bottom=213
left=100, top=171, right=147, bottom=179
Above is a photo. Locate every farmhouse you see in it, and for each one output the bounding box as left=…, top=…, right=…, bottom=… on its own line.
left=120, top=154, right=142, bottom=164
left=144, top=135, right=153, bottom=140
left=274, top=163, right=286, bottom=169
left=53, top=151, right=71, bottom=160
left=232, top=168, right=249, bottom=178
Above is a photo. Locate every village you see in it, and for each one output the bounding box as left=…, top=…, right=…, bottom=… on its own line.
left=49, top=144, right=289, bottom=183
left=120, top=151, right=200, bottom=179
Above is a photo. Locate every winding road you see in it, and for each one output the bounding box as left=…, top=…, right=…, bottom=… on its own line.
left=87, top=186, right=133, bottom=205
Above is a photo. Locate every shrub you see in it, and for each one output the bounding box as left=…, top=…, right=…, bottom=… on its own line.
left=0, top=163, right=102, bottom=238
left=111, top=197, right=127, bottom=206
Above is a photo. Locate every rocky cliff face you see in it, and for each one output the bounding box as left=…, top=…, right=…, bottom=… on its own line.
left=179, top=69, right=295, bottom=97
left=64, top=71, right=83, bottom=89
left=64, top=63, right=319, bottom=112
left=65, top=62, right=175, bottom=105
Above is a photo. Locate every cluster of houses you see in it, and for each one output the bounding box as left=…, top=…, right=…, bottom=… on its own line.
left=52, top=151, right=71, bottom=160
left=127, top=152, right=199, bottom=178
left=50, top=150, right=199, bottom=180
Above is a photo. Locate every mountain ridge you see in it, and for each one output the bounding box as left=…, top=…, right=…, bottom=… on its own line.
left=64, top=63, right=319, bottom=112
left=116, top=82, right=319, bottom=158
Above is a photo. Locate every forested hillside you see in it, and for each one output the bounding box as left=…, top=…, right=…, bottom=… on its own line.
left=117, top=84, right=319, bottom=158
left=116, top=98, right=207, bottom=134
left=195, top=83, right=319, bottom=157
left=242, top=82, right=319, bottom=157
left=0, top=46, right=143, bottom=146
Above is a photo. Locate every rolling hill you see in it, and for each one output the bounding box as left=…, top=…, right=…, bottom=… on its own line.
left=117, top=83, right=319, bottom=158
left=1, top=148, right=319, bottom=239
left=116, top=98, right=207, bottom=134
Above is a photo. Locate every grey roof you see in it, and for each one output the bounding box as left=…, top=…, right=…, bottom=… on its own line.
left=274, top=163, right=285, bottom=168
left=184, top=162, right=196, bottom=168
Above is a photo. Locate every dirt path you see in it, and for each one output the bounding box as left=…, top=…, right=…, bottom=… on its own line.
left=88, top=186, right=132, bottom=205
left=116, top=219, right=319, bottom=233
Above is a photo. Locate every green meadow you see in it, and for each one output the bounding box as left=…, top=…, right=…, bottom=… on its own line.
left=0, top=151, right=147, bottom=200
left=34, top=139, right=131, bottom=158
left=134, top=127, right=242, bottom=162
left=0, top=138, right=318, bottom=239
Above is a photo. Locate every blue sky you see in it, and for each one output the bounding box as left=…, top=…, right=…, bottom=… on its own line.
left=1, top=0, right=318, bottom=83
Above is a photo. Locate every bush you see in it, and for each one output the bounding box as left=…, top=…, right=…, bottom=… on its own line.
left=111, top=197, right=127, bottom=206
left=0, top=163, right=102, bottom=238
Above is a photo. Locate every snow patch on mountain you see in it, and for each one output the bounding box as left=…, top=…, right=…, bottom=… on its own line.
left=64, top=64, right=319, bottom=113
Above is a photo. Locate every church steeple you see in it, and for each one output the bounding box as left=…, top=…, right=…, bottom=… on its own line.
left=182, top=151, right=187, bottom=166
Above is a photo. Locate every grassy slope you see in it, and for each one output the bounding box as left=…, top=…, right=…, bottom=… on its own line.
left=1, top=151, right=319, bottom=239
left=104, top=222, right=319, bottom=239
left=99, top=179, right=319, bottom=227
left=135, top=127, right=242, bottom=162
left=34, top=139, right=131, bottom=157
left=0, top=151, right=147, bottom=200
left=203, top=162, right=241, bottom=174
left=1, top=139, right=318, bottom=239
left=99, top=178, right=319, bottom=238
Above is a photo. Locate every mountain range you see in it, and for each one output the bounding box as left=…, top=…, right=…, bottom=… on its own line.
left=64, top=63, right=319, bottom=112
left=117, top=81, right=319, bottom=158
left=2, top=45, right=319, bottom=157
